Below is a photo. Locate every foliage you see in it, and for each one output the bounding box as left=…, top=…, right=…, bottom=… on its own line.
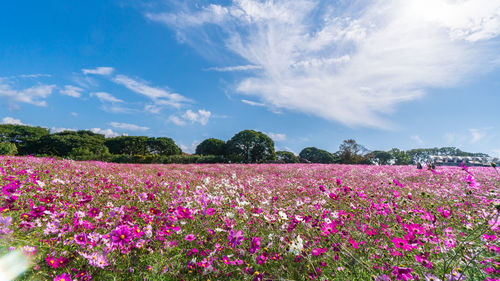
left=0, top=124, right=49, bottom=154
left=370, top=150, right=392, bottom=165
left=225, top=130, right=276, bottom=163
left=0, top=142, right=18, bottom=155
left=276, top=151, right=299, bottom=163
left=338, top=139, right=371, bottom=164
left=36, top=130, right=108, bottom=157
left=195, top=138, right=226, bottom=156
left=299, top=147, right=335, bottom=163
left=389, top=148, right=412, bottom=165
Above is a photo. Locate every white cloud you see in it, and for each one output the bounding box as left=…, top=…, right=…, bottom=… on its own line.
left=113, top=75, right=191, bottom=109
left=183, top=109, right=211, bottom=125
left=169, top=109, right=212, bottom=126
left=206, top=65, right=262, bottom=72
left=491, top=149, right=500, bottom=158
left=109, top=122, right=149, bottom=131
left=82, top=67, right=115, bottom=75
left=71, top=112, right=78, bottom=117
left=91, top=92, right=124, bottom=103
left=410, top=135, right=423, bottom=144
left=60, top=85, right=83, bottom=98
left=241, top=99, right=265, bottom=107
left=178, top=141, right=200, bottom=154
left=149, top=0, right=500, bottom=128
left=469, top=127, right=493, bottom=143
left=0, top=79, right=55, bottom=107
left=90, top=128, right=121, bottom=138
left=1, top=117, right=24, bottom=125
left=169, top=116, right=186, bottom=126
left=50, top=127, right=76, bottom=133
left=267, top=132, right=287, bottom=142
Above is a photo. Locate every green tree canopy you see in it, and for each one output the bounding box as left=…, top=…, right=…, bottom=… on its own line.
left=105, top=136, right=148, bottom=156
left=370, top=150, right=392, bottom=165
left=276, top=151, right=299, bottom=163
left=146, top=137, right=182, bottom=156
left=389, top=148, right=411, bottom=165
left=195, top=138, right=226, bottom=156
left=0, top=142, right=18, bottom=156
left=0, top=124, right=49, bottom=154
left=225, top=130, right=276, bottom=163
left=299, top=147, right=335, bottom=163
left=37, top=130, right=107, bottom=157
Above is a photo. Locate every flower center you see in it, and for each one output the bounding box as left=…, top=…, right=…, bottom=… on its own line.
left=120, top=234, right=125, bottom=239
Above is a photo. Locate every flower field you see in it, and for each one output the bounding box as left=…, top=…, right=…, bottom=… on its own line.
left=0, top=156, right=499, bottom=281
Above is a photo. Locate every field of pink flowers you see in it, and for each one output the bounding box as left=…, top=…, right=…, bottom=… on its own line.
left=0, top=156, right=499, bottom=281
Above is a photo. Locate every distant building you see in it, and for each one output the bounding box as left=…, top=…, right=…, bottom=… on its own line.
left=429, top=155, right=499, bottom=167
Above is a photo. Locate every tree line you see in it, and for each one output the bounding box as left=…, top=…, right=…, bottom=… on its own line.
left=0, top=124, right=488, bottom=164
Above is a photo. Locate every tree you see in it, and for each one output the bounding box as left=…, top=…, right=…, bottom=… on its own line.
left=37, top=130, right=108, bottom=157
left=195, top=138, right=226, bottom=156
left=276, top=151, right=299, bottom=163
left=338, top=139, right=361, bottom=164
left=146, top=137, right=182, bottom=156
left=0, top=124, right=49, bottom=154
left=389, top=148, right=411, bottom=165
left=225, top=130, right=276, bottom=163
left=105, top=136, right=148, bottom=156
left=370, top=150, right=391, bottom=165
left=299, top=147, right=335, bottom=163
left=0, top=142, right=18, bottom=155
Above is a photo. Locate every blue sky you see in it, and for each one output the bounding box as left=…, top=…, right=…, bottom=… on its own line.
left=1, top=0, right=500, bottom=156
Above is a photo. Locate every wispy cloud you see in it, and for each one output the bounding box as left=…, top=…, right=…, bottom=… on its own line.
left=469, top=127, right=493, bottom=143
left=60, top=85, right=83, bottom=98
left=113, top=75, right=191, bottom=110
left=148, top=0, right=500, bottom=128
left=82, top=67, right=115, bottom=76
left=109, top=122, right=149, bottom=131
left=169, top=116, right=186, bottom=126
left=169, top=109, right=212, bottom=126
left=241, top=99, right=265, bottom=107
left=267, top=132, right=287, bottom=142
left=410, top=135, right=423, bottom=144
left=1, top=117, right=25, bottom=125
left=206, top=65, right=262, bottom=72
left=0, top=79, right=55, bottom=107
left=91, top=92, right=124, bottom=103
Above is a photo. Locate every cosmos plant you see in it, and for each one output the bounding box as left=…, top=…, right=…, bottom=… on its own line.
left=0, top=155, right=498, bottom=280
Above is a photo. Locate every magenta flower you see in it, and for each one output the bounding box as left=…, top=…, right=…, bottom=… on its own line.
left=319, top=185, right=326, bottom=192
left=228, top=229, right=244, bottom=248
left=88, top=207, right=100, bottom=217
left=185, top=234, right=196, bottom=241
left=256, top=254, right=266, bottom=265
left=249, top=236, right=261, bottom=254
left=391, top=266, right=413, bottom=281
left=311, top=247, right=327, bottom=256
left=54, top=273, right=71, bottom=281
left=46, top=255, right=58, bottom=269
left=206, top=208, right=215, bottom=215
left=110, top=225, right=132, bottom=248
left=74, top=233, right=87, bottom=246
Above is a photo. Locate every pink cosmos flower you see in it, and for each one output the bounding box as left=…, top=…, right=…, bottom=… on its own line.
left=311, top=247, right=327, bottom=256
left=54, top=273, right=71, bottom=281
left=206, top=208, right=215, bottom=215
left=74, top=233, right=87, bottom=246
left=228, top=229, right=243, bottom=248
left=249, top=237, right=261, bottom=254
left=110, top=225, right=132, bottom=248
left=185, top=234, right=196, bottom=241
